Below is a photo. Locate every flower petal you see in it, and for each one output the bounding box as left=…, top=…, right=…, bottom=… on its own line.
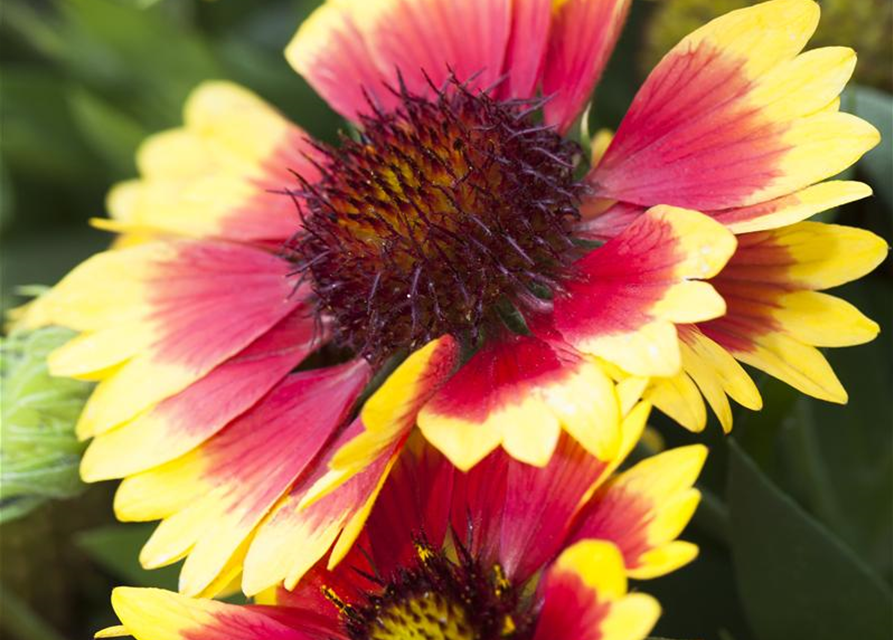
left=501, top=0, right=552, bottom=99
left=113, top=361, right=370, bottom=597
left=645, top=371, right=708, bottom=433
left=106, top=82, right=319, bottom=244
left=303, top=336, right=459, bottom=503
left=80, top=309, right=321, bottom=481
left=699, top=222, right=886, bottom=403
left=553, top=206, right=736, bottom=377
left=286, top=0, right=512, bottom=121
left=40, top=240, right=303, bottom=439
left=591, top=0, right=878, bottom=211
left=449, top=401, right=651, bottom=583
left=532, top=540, right=660, bottom=640
left=674, top=326, right=762, bottom=433
left=418, top=333, right=621, bottom=469
left=498, top=435, right=612, bottom=581
left=364, top=437, right=454, bottom=577
left=570, top=445, right=706, bottom=579
left=110, top=587, right=328, bottom=640
left=242, top=416, right=399, bottom=596
left=710, top=181, right=873, bottom=234
left=542, top=0, right=632, bottom=134
left=577, top=201, right=646, bottom=242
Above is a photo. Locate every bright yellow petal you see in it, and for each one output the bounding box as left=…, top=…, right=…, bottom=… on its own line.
left=417, top=412, right=504, bottom=472
left=553, top=539, right=627, bottom=599
left=646, top=372, right=707, bottom=433
left=628, top=541, right=700, bottom=581
left=600, top=593, right=662, bottom=640
left=679, top=328, right=762, bottom=433
left=779, top=222, right=889, bottom=289
left=681, top=0, right=819, bottom=79
left=733, top=333, right=847, bottom=403
left=773, top=290, right=880, bottom=347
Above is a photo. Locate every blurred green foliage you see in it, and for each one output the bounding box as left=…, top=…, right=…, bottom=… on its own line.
left=0, top=1, right=891, bottom=639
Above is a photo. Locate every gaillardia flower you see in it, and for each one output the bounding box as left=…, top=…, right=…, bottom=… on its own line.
left=105, top=414, right=706, bottom=640
left=21, top=0, right=884, bottom=596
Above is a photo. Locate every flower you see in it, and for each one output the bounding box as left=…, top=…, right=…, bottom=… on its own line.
left=104, top=407, right=706, bottom=640
left=21, top=0, right=884, bottom=597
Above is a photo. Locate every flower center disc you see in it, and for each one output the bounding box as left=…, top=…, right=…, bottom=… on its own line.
left=288, top=83, right=582, bottom=362
left=340, top=545, right=527, bottom=640
left=365, top=592, right=474, bottom=640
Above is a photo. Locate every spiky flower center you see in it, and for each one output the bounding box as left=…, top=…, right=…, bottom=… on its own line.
left=335, top=545, right=530, bottom=640
left=288, top=84, right=583, bottom=363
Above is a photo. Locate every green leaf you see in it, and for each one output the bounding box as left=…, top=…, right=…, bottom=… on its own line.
left=795, top=280, right=893, bottom=578
left=851, top=85, right=893, bottom=207
left=76, top=524, right=180, bottom=590
left=0, top=67, right=99, bottom=184
left=728, top=440, right=892, bottom=640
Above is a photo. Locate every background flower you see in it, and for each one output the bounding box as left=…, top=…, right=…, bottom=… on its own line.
left=1, top=1, right=890, bottom=640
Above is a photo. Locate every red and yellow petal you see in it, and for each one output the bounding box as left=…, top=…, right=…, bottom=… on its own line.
left=113, top=361, right=370, bottom=597
left=449, top=435, right=612, bottom=583
left=418, top=333, right=621, bottom=470
left=80, top=309, right=321, bottom=481
left=110, top=587, right=332, bottom=640
left=19, top=243, right=157, bottom=334
left=301, top=336, right=459, bottom=504
left=638, top=325, right=762, bottom=433
left=700, top=222, right=887, bottom=404
left=241, top=417, right=399, bottom=596
left=39, top=240, right=303, bottom=439
left=570, top=445, right=706, bottom=579
left=105, top=82, right=319, bottom=244
left=717, top=222, right=889, bottom=291
left=532, top=540, right=660, bottom=640
left=542, top=0, right=632, bottom=134
left=497, top=435, right=613, bottom=581
left=709, top=181, right=873, bottom=234
left=583, top=182, right=874, bottom=243
left=553, top=206, right=737, bottom=377
left=242, top=335, right=457, bottom=596
left=591, top=0, right=879, bottom=213
left=449, top=400, right=651, bottom=583
left=286, top=0, right=513, bottom=121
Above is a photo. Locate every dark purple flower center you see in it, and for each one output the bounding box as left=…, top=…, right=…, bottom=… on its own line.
left=286, top=82, right=583, bottom=364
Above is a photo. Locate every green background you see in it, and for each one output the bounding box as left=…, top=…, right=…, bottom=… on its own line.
left=1, top=1, right=891, bottom=638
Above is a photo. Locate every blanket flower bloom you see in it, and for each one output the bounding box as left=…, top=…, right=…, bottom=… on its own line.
left=22, top=0, right=884, bottom=596
left=105, top=413, right=707, bottom=640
